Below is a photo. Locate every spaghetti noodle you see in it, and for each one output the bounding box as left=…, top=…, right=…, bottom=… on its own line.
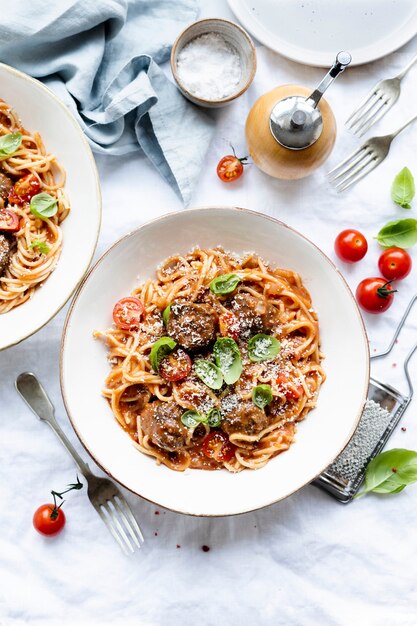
left=0, top=99, right=69, bottom=313
left=96, top=248, right=325, bottom=472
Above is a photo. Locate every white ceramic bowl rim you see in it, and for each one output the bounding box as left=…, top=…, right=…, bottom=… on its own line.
left=0, top=62, right=101, bottom=350
left=60, top=207, right=370, bottom=516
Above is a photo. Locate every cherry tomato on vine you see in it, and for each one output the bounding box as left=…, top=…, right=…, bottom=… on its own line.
left=113, top=296, right=145, bottom=330
left=159, top=348, right=192, bottom=382
left=334, top=229, right=368, bottom=263
left=378, top=247, right=412, bottom=281
left=33, top=504, right=66, bottom=536
left=356, top=277, right=396, bottom=314
left=202, top=431, right=236, bottom=462
left=217, top=152, right=248, bottom=183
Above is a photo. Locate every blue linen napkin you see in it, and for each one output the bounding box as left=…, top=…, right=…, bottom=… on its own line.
left=0, top=0, right=214, bottom=204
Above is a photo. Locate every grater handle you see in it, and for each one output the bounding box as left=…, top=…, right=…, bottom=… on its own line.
left=371, top=293, right=417, bottom=360
left=404, top=341, right=417, bottom=400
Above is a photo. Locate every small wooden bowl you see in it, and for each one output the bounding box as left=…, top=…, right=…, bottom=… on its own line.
left=246, top=84, right=337, bottom=180
left=171, top=18, right=257, bottom=108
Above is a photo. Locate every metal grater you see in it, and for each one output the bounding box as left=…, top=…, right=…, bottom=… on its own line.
left=314, top=294, right=417, bottom=503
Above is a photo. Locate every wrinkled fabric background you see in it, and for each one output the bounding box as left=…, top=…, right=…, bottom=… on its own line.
left=0, top=0, right=214, bottom=204
left=1, top=0, right=417, bottom=624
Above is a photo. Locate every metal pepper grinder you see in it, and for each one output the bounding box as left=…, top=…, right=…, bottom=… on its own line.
left=245, top=52, right=352, bottom=180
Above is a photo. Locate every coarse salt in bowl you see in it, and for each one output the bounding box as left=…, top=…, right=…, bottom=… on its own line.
left=171, top=18, right=257, bottom=108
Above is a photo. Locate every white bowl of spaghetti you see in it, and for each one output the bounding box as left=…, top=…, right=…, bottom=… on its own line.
left=0, top=63, right=101, bottom=349
left=61, top=207, right=369, bottom=516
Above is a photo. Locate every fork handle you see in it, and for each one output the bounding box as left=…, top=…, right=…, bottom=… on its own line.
left=390, top=112, right=417, bottom=139
left=16, top=372, right=92, bottom=478
left=396, top=52, right=417, bottom=81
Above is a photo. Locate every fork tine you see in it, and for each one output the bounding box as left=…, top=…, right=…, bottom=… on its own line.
left=345, top=90, right=380, bottom=127
left=353, top=97, right=389, bottom=136
left=335, top=155, right=379, bottom=192
left=112, top=495, right=144, bottom=548
left=328, top=148, right=371, bottom=182
left=327, top=146, right=367, bottom=178
left=96, top=504, right=132, bottom=555
left=357, top=99, right=394, bottom=137
left=101, top=501, right=136, bottom=554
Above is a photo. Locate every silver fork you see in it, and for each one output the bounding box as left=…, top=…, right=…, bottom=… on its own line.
left=328, top=113, right=417, bottom=192
left=346, top=52, right=417, bottom=137
left=16, top=372, right=144, bottom=555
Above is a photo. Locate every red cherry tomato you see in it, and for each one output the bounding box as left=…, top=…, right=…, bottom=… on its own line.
left=8, top=173, right=41, bottom=205
left=276, top=372, right=304, bottom=400
left=356, top=277, right=396, bottom=314
left=159, top=348, right=192, bottom=382
left=219, top=312, right=240, bottom=340
left=378, top=247, right=412, bottom=281
left=334, top=229, right=368, bottom=263
left=33, top=504, right=66, bottom=536
left=0, top=209, right=19, bottom=232
left=217, top=153, right=248, bottom=183
left=113, top=297, right=145, bottom=330
left=202, top=431, right=236, bottom=462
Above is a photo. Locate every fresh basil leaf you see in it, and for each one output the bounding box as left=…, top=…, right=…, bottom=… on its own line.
left=207, top=408, right=221, bottom=427
left=194, top=360, right=223, bottom=390
left=29, top=239, right=50, bottom=254
left=162, top=304, right=171, bottom=326
left=248, top=333, right=281, bottom=362
left=150, top=336, right=176, bottom=373
left=210, top=273, right=241, bottom=295
left=181, top=410, right=206, bottom=428
left=213, top=337, right=242, bottom=385
left=252, top=384, right=273, bottom=410
left=376, top=218, right=417, bottom=249
left=0, top=131, right=22, bottom=159
left=391, top=167, right=415, bottom=209
left=357, top=448, right=417, bottom=497
left=30, top=192, right=58, bottom=220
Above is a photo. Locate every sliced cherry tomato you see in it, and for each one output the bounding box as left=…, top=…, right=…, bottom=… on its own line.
left=219, top=311, right=240, bottom=340
left=378, top=247, right=412, bottom=281
left=159, top=348, right=192, bottom=382
left=0, top=209, right=19, bottom=232
left=217, top=152, right=248, bottom=183
left=112, top=296, right=145, bottom=330
left=33, top=503, right=66, bottom=536
left=334, top=229, right=368, bottom=263
left=8, top=173, right=41, bottom=205
left=202, top=431, right=236, bottom=462
left=276, top=372, right=303, bottom=401
left=356, top=277, right=396, bottom=314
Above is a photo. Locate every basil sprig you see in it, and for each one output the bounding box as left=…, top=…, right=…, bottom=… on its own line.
left=181, top=408, right=222, bottom=428
left=248, top=333, right=281, bottom=362
left=29, top=240, right=50, bottom=254
left=213, top=337, right=242, bottom=384
left=391, top=167, right=415, bottom=209
left=210, top=273, right=240, bottom=295
left=162, top=304, right=171, bottom=326
left=30, top=193, right=58, bottom=220
left=356, top=449, right=417, bottom=497
left=376, top=218, right=417, bottom=249
left=0, top=131, right=22, bottom=159
left=252, top=384, right=273, bottom=410
left=194, top=359, right=223, bottom=390
left=150, top=336, right=176, bottom=373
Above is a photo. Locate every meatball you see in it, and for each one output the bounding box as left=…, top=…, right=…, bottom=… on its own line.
left=140, top=401, right=189, bottom=452
left=221, top=399, right=269, bottom=436
left=167, top=302, right=217, bottom=351
left=0, top=172, right=13, bottom=202
left=0, top=234, right=10, bottom=275
left=230, top=292, right=279, bottom=337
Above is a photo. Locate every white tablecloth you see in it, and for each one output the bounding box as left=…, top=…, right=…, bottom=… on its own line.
left=2, top=2, right=417, bottom=624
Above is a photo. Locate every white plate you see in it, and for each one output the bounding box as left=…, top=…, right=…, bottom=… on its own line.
left=0, top=63, right=101, bottom=350
left=61, top=207, right=369, bottom=516
left=228, top=0, right=417, bottom=67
